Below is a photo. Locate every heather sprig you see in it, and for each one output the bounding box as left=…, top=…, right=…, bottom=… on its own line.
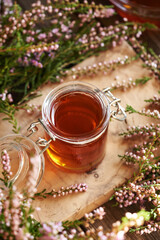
left=114, top=166, right=160, bottom=236
left=119, top=128, right=159, bottom=164
left=0, top=96, right=41, bottom=134
left=129, top=37, right=160, bottom=79
left=0, top=150, right=149, bottom=240
left=35, top=183, right=88, bottom=198
left=0, top=151, right=42, bottom=239
left=0, top=1, right=115, bottom=95
left=0, top=1, right=153, bottom=99
left=112, top=210, right=150, bottom=236
left=16, top=103, right=41, bottom=115
left=0, top=1, right=160, bottom=239
left=0, top=99, right=20, bottom=134
left=0, top=1, right=156, bottom=132
left=126, top=104, right=160, bottom=119
left=114, top=160, right=159, bottom=207
left=60, top=54, right=140, bottom=81
left=113, top=118, right=160, bottom=235
left=0, top=89, right=42, bottom=132
left=38, top=207, right=150, bottom=240
left=145, top=94, right=160, bottom=106
left=111, top=76, right=151, bottom=91
left=1, top=150, right=12, bottom=185
left=119, top=123, right=160, bottom=138
left=119, top=140, right=159, bottom=165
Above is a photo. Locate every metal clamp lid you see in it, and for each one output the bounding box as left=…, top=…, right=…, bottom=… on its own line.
left=102, top=87, right=126, bottom=121
left=27, top=119, right=54, bottom=154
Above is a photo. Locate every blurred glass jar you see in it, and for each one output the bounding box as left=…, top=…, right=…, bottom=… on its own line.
left=0, top=135, right=44, bottom=192
left=109, top=0, right=160, bottom=27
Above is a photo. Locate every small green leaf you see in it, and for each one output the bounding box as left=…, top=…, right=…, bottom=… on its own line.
left=135, top=76, right=151, bottom=85
left=125, top=104, right=137, bottom=114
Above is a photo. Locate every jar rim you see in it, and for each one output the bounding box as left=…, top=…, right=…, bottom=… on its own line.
left=42, top=81, right=110, bottom=144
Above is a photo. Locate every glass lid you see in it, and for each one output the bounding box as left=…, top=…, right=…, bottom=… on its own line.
left=0, top=134, right=44, bottom=193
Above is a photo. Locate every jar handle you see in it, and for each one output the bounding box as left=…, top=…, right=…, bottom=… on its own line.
left=102, top=87, right=126, bottom=121
left=27, top=119, right=54, bottom=154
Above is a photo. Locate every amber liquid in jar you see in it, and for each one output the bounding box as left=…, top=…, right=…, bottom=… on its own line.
left=111, top=0, right=160, bottom=27
left=45, top=91, right=108, bottom=173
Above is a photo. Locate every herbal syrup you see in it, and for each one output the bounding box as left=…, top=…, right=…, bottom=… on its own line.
left=45, top=90, right=109, bottom=172
left=114, top=0, right=160, bottom=27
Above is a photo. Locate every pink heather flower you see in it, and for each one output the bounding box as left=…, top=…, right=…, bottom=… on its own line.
left=1, top=93, right=6, bottom=101
left=3, top=200, right=10, bottom=229
left=51, top=19, right=58, bottom=24
left=94, top=207, right=105, bottom=220
left=0, top=90, right=7, bottom=101
left=1, top=150, right=12, bottom=179
left=112, top=41, right=117, bottom=48
left=9, top=191, right=23, bottom=237
left=7, top=93, right=13, bottom=103
left=52, top=28, right=59, bottom=34
left=38, top=62, right=43, bottom=68
left=25, top=155, right=40, bottom=196
left=38, top=33, right=47, bottom=40
left=10, top=68, right=15, bottom=73
left=26, top=36, right=34, bottom=43
left=40, top=223, right=52, bottom=234
left=116, top=230, right=125, bottom=240
left=50, top=222, right=63, bottom=235
left=15, top=228, right=25, bottom=239
left=39, top=222, right=64, bottom=239
left=98, top=231, right=107, bottom=240
left=103, top=8, right=115, bottom=18
left=61, top=24, right=69, bottom=33
left=4, top=0, right=12, bottom=6
left=17, top=57, right=22, bottom=63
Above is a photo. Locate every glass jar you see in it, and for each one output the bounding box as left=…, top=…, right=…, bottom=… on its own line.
left=37, top=81, right=126, bottom=173
left=109, top=0, right=160, bottom=27
left=0, top=81, right=126, bottom=187
left=0, top=135, right=44, bottom=192
left=0, top=81, right=126, bottom=191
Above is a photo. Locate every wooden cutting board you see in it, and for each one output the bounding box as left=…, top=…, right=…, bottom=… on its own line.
left=0, top=41, right=159, bottom=222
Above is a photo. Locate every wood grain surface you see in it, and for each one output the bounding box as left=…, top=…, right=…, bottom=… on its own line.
left=0, top=41, right=159, bottom=225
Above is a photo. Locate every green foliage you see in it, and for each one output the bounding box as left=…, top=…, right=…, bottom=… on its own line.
left=135, top=76, right=151, bottom=85
left=62, top=219, right=83, bottom=230
left=125, top=104, right=137, bottom=114
left=0, top=100, right=20, bottom=133
left=0, top=1, right=157, bottom=132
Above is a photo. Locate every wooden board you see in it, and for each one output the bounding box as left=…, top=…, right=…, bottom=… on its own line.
left=0, top=41, right=159, bottom=222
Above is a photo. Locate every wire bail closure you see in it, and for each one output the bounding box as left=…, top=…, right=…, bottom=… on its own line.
left=27, top=119, right=54, bottom=154
left=102, top=87, right=126, bottom=121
